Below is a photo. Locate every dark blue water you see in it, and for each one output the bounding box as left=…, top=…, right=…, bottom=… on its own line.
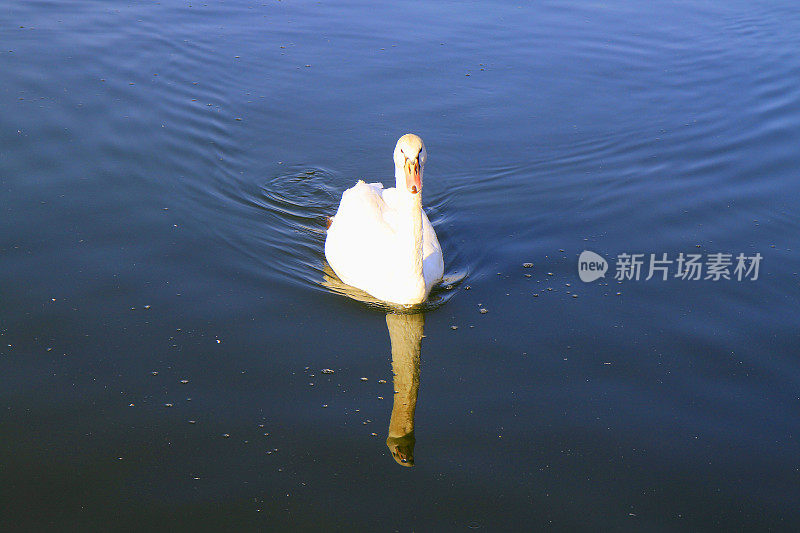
left=2, top=0, right=799, bottom=530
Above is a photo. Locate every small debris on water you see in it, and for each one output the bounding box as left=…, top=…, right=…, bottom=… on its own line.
left=464, top=285, right=471, bottom=290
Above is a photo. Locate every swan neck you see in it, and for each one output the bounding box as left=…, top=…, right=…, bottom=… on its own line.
left=399, top=192, right=424, bottom=284
left=392, top=162, right=424, bottom=275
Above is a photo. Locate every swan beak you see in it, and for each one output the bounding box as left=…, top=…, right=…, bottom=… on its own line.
left=404, top=157, right=421, bottom=194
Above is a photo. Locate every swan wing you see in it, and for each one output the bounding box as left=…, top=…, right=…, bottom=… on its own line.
left=325, top=181, right=398, bottom=289
left=325, top=181, right=444, bottom=302
left=421, top=210, right=444, bottom=288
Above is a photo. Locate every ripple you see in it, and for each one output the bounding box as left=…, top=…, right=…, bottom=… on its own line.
left=210, top=167, right=470, bottom=310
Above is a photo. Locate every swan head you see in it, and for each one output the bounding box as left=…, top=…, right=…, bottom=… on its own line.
left=393, top=134, right=427, bottom=195
left=386, top=432, right=416, bottom=467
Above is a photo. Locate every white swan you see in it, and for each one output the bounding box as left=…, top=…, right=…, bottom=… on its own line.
left=324, top=134, right=444, bottom=306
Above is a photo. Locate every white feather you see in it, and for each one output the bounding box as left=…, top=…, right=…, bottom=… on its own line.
left=324, top=135, right=444, bottom=305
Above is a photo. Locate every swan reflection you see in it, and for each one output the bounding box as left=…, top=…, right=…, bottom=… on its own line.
left=320, top=267, right=425, bottom=467
left=385, top=311, right=423, bottom=467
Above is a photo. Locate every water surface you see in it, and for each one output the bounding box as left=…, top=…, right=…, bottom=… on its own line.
left=2, top=0, right=799, bottom=530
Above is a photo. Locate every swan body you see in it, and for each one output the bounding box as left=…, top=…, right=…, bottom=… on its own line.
left=325, top=134, right=444, bottom=305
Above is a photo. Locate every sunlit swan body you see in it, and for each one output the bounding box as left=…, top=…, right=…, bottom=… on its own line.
left=325, top=134, right=444, bottom=305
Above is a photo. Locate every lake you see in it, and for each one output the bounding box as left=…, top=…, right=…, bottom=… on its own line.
left=2, top=0, right=799, bottom=530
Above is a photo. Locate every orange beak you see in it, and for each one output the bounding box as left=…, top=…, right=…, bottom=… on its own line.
left=404, top=157, right=421, bottom=194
